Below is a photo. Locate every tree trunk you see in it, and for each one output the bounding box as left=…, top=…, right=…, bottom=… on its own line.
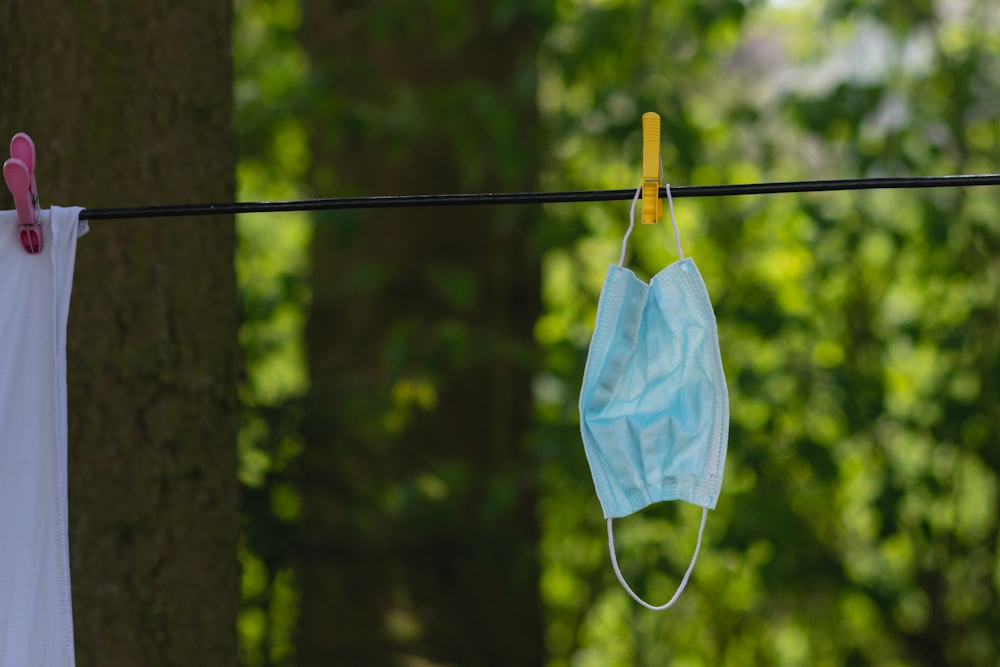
left=297, top=3, right=549, bottom=665
left=0, top=2, right=239, bottom=666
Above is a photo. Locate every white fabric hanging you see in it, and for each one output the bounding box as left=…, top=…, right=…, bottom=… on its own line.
left=0, top=207, right=86, bottom=667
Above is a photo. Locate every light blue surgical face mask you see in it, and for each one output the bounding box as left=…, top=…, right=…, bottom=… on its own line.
left=579, top=185, right=729, bottom=610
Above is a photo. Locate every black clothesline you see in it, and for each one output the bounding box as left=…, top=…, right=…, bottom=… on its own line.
left=78, top=173, right=1000, bottom=221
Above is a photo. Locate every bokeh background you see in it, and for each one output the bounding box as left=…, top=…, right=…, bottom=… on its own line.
left=235, top=1, right=1000, bottom=665
left=2, top=0, right=991, bottom=664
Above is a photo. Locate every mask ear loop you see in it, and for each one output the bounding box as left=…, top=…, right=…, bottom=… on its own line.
left=618, top=185, right=642, bottom=266
left=607, top=506, right=708, bottom=611
left=665, top=183, right=683, bottom=260
left=618, top=183, right=684, bottom=267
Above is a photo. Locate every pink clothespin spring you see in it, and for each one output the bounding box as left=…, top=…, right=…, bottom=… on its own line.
left=3, top=133, right=42, bottom=254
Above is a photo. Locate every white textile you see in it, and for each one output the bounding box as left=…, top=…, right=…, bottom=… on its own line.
left=0, top=207, right=86, bottom=667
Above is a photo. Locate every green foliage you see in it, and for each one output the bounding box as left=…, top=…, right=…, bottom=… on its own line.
left=235, top=0, right=311, bottom=664
left=234, top=0, right=999, bottom=664
left=536, top=1, right=999, bottom=665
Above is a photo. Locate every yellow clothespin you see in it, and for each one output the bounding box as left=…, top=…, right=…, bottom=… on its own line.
left=641, top=112, right=663, bottom=224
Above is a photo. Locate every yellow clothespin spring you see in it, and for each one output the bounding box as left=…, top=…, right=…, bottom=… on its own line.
left=641, top=112, right=663, bottom=224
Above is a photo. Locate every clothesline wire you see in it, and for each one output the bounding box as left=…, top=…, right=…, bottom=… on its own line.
left=78, top=173, right=1000, bottom=221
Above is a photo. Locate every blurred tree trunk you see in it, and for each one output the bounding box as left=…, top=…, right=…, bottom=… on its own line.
left=298, top=3, right=550, bottom=665
left=0, top=2, right=239, bottom=666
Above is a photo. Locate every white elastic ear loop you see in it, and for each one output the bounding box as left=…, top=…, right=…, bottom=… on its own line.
left=607, top=506, right=708, bottom=611
left=665, top=183, right=684, bottom=259
left=618, top=183, right=684, bottom=267
left=618, top=185, right=642, bottom=266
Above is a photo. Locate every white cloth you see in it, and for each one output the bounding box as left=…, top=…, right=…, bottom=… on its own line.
left=0, top=207, right=86, bottom=667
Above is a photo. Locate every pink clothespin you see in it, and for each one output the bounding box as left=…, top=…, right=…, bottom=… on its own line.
left=3, top=133, right=42, bottom=254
